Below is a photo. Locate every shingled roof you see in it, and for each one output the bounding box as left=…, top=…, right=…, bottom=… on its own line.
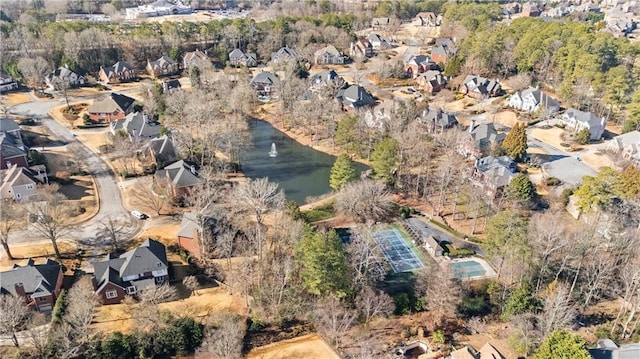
left=87, top=92, right=135, bottom=114
left=0, top=259, right=61, bottom=299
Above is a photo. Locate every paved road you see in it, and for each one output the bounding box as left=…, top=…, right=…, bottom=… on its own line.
left=5, top=97, right=139, bottom=252
left=527, top=135, right=597, bottom=187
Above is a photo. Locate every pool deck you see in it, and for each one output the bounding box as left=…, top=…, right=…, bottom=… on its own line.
left=449, top=257, right=497, bottom=281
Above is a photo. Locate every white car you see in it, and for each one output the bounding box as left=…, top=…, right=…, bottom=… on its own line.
left=131, top=210, right=147, bottom=219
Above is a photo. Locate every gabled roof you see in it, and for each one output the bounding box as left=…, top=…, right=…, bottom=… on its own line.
left=563, top=108, right=603, bottom=128
left=470, top=122, right=505, bottom=145
left=271, top=46, right=298, bottom=61
left=515, top=86, right=559, bottom=109
left=450, top=346, right=476, bottom=359
left=479, top=343, right=505, bottom=359
left=612, top=131, right=640, bottom=148
left=0, top=118, right=20, bottom=132
left=405, top=54, right=434, bottom=67
left=148, top=55, right=177, bottom=69
left=0, top=164, right=40, bottom=188
left=146, top=135, right=177, bottom=166
left=251, top=71, right=280, bottom=87
left=183, top=49, right=209, bottom=64
left=475, top=156, right=517, bottom=189
left=315, top=44, right=343, bottom=58
left=102, top=61, right=135, bottom=76
left=88, top=92, right=135, bottom=114
left=46, top=65, right=84, bottom=83
left=0, top=71, right=15, bottom=83
left=311, top=70, right=341, bottom=84
left=338, top=85, right=376, bottom=108
left=93, top=238, right=168, bottom=290
left=177, top=211, right=198, bottom=239
left=0, top=259, right=61, bottom=298
left=367, top=33, right=391, bottom=44
left=111, top=112, right=162, bottom=139
left=419, top=107, right=457, bottom=128
left=463, top=75, right=501, bottom=95
left=229, top=48, right=245, bottom=59
left=155, top=160, right=202, bottom=188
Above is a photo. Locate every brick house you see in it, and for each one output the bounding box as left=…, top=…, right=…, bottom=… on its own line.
left=466, top=155, right=517, bottom=199
left=416, top=70, right=447, bottom=94
left=431, top=38, right=457, bottom=64
left=228, top=48, right=257, bottom=67
left=0, top=118, right=28, bottom=169
left=45, top=65, right=87, bottom=90
left=457, top=121, right=506, bottom=159
left=459, top=75, right=502, bottom=99
left=86, top=92, right=136, bottom=122
left=154, top=160, right=202, bottom=199
left=146, top=55, right=180, bottom=78
left=0, top=258, right=64, bottom=312
left=183, top=49, right=210, bottom=69
left=99, top=61, right=137, bottom=84
left=349, top=38, right=374, bottom=61
left=250, top=71, right=281, bottom=99
left=92, top=238, right=169, bottom=305
left=404, top=54, right=438, bottom=78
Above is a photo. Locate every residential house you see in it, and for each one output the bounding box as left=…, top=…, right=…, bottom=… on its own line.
left=349, top=38, right=374, bottom=60
left=413, top=12, right=441, bottom=27
left=125, top=0, right=191, bottom=19
left=228, top=48, right=258, bottom=67
left=416, top=70, right=447, bottom=94
left=417, top=107, right=457, bottom=133
left=423, top=236, right=443, bottom=257
left=450, top=346, right=477, bottom=359
left=314, top=45, right=346, bottom=65
left=0, top=72, right=19, bottom=92
left=144, top=135, right=178, bottom=168
left=0, top=164, right=48, bottom=201
left=608, top=130, right=640, bottom=166
left=404, top=54, right=438, bottom=78
left=0, top=118, right=27, bottom=170
left=87, top=92, right=136, bottom=122
left=110, top=112, right=162, bottom=141
left=367, top=34, right=393, bottom=50
left=478, top=343, right=506, bottom=359
left=459, top=75, right=502, bottom=99
left=557, top=108, right=606, bottom=141
left=310, top=70, right=346, bottom=96
left=337, top=85, right=376, bottom=109
left=250, top=71, right=281, bottom=98
left=467, top=155, right=517, bottom=198
left=177, top=208, right=229, bottom=260
left=45, top=65, right=86, bottom=90
left=508, top=86, right=560, bottom=114
left=589, top=338, right=640, bottom=359
left=449, top=342, right=506, bottom=359
left=154, top=160, right=202, bottom=199
left=161, top=79, right=181, bottom=93
left=431, top=38, right=457, bottom=64
left=270, top=46, right=298, bottom=64
left=99, top=61, right=137, bottom=84
left=92, top=238, right=169, bottom=305
left=146, top=55, right=180, bottom=78
left=457, top=121, right=506, bottom=159
left=522, top=1, right=542, bottom=17
left=183, top=49, right=210, bottom=69
left=371, top=17, right=397, bottom=30
left=0, top=258, right=63, bottom=312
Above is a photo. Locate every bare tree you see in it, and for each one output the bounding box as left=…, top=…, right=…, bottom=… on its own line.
left=138, top=284, right=177, bottom=305
left=17, top=56, right=49, bottom=92
left=26, top=185, right=74, bottom=261
left=465, top=316, right=486, bottom=335
left=346, top=227, right=387, bottom=290
left=0, top=294, right=31, bottom=347
left=416, top=263, right=462, bottom=316
left=96, top=216, right=132, bottom=252
left=199, top=314, right=246, bottom=359
left=0, top=201, right=23, bottom=260
left=132, top=180, right=167, bottom=216
left=537, top=282, right=576, bottom=338
left=529, top=211, right=570, bottom=294
left=313, top=296, right=357, bottom=350
left=335, top=179, right=394, bottom=224
left=183, top=276, right=199, bottom=296
left=60, top=276, right=99, bottom=347
left=355, top=286, right=394, bottom=325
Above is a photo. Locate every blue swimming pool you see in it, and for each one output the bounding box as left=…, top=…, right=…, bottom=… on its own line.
left=451, top=259, right=487, bottom=280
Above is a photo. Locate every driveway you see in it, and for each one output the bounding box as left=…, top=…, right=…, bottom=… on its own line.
left=527, top=136, right=597, bottom=187
left=5, top=97, right=140, bottom=252
left=406, top=216, right=484, bottom=256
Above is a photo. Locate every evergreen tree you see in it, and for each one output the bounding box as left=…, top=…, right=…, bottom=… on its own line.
left=507, top=173, right=537, bottom=205
left=535, top=330, right=591, bottom=359
left=619, top=165, right=640, bottom=199
left=624, top=89, right=640, bottom=133
left=336, top=115, right=364, bottom=156
left=502, top=123, right=528, bottom=162
left=574, top=167, right=621, bottom=211
left=576, top=128, right=590, bottom=145
left=297, top=226, right=351, bottom=298
left=371, top=137, right=398, bottom=186
left=330, top=153, right=358, bottom=190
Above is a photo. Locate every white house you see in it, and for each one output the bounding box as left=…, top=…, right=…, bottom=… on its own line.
left=558, top=108, right=606, bottom=141
left=125, top=0, right=191, bottom=19
left=423, top=236, right=443, bottom=257
left=367, top=34, right=393, bottom=50
left=508, top=86, right=560, bottom=114
left=608, top=130, right=640, bottom=166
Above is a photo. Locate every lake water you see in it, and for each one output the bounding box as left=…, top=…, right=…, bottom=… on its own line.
left=241, top=119, right=368, bottom=204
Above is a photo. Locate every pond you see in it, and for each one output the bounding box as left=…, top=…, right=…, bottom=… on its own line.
left=241, top=119, right=368, bottom=204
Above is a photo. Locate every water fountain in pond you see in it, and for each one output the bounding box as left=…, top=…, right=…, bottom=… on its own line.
left=269, top=142, right=278, bottom=157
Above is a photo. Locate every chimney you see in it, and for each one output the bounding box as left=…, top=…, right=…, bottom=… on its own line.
left=601, top=117, right=606, bottom=127
left=15, top=283, right=26, bottom=297
left=190, top=165, right=197, bottom=175
left=469, top=119, right=476, bottom=133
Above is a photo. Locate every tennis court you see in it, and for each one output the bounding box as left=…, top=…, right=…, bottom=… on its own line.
left=373, top=229, right=424, bottom=273
left=451, top=258, right=495, bottom=280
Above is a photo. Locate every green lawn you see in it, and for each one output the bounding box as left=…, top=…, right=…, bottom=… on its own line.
left=302, top=201, right=336, bottom=222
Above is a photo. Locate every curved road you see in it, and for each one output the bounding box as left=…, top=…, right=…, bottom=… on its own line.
left=6, top=96, right=138, bottom=251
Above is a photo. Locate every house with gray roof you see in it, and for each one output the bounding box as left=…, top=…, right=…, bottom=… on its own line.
left=87, top=92, right=136, bottom=122
left=154, top=160, right=202, bottom=199
left=467, top=155, right=517, bottom=198
left=367, top=34, right=393, bottom=50
left=270, top=46, right=298, bottom=64
left=144, top=135, right=178, bottom=168
left=458, top=121, right=506, bottom=159
left=349, top=38, right=374, bottom=60
left=608, top=130, right=640, bottom=167
left=0, top=258, right=63, bottom=312
left=404, top=54, right=438, bottom=78
left=417, top=107, right=457, bottom=134
left=508, top=86, right=560, bottom=114
left=0, top=118, right=27, bottom=170
left=250, top=71, right=281, bottom=99
left=337, top=85, right=376, bottom=109
left=183, top=49, right=210, bottom=69
left=431, top=38, right=457, bottom=64
left=45, top=65, right=86, bottom=90
left=146, top=55, right=180, bottom=78
left=460, top=75, right=502, bottom=99
left=99, top=61, right=137, bottom=84
left=314, top=45, right=346, bottom=65
left=110, top=112, right=162, bottom=141
left=0, top=163, right=48, bottom=201
left=413, top=12, right=441, bottom=27
left=371, top=17, right=398, bottom=30
left=0, top=72, right=19, bottom=92
left=229, top=48, right=257, bottom=67
left=589, top=338, right=640, bottom=359
left=416, top=70, right=447, bottom=94
left=92, top=238, right=169, bottom=304
left=558, top=108, right=606, bottom=141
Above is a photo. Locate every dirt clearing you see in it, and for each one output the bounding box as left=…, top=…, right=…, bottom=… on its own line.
left=247, top=333, right=340, bottom=359
left=1, top=92, right=31, bottom=105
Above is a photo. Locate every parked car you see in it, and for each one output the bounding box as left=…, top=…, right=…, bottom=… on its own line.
left=131, top=210, right=147, bottom=219
left=406, top=87, right=415, bottom=93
